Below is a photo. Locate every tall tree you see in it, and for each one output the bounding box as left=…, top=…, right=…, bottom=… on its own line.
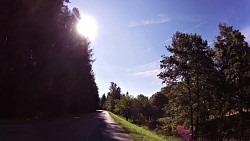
left=100, top=94, right=106, bottom=110
left=105, top=82, right=122, bottom=112
left=109, top=82, right=121, bottom=100
left=158, top=32, right=216, bottom=139
left=136, top=94, right=151, bottom=124
left=214, top=23, right=250, bottom=140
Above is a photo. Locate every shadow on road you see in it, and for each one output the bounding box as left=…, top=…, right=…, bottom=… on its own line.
left=0, top=110, right=132, bottom=141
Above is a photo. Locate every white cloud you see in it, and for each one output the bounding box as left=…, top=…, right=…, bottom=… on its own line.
left=241, top=26, right=250, bottom=42
left=133, top=69, right=161, bottom=78
left=127, top=60, right=161, bottom=78
left=128, top=15, right=171, bottom=27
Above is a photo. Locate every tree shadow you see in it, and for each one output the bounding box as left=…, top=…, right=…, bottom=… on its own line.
left=0, top=110, right=131, bottom=141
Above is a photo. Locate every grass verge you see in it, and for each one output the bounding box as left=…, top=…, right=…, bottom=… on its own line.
left=108, top=111, right=182, bottom=141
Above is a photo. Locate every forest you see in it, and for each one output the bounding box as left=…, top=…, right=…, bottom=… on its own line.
left=0, top=0, right=99, bottom=119
left=101, top=24, right=250, bottom=141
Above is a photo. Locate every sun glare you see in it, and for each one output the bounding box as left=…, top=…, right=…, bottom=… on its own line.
left=77, top=14, right=97, bottom=41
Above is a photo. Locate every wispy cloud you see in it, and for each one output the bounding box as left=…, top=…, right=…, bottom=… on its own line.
left=160, top=38, right=172, bottom=45
left=133, top=70, right=161, bottom=78
left=145, top=47, right=154, bottom=52
left=145, top=37, right=171, bottom=52
left=158, top=20, right=209, bottom=46
left=127, top=60, right=161, bottom=78
left=183, top=20, right=209, bottom=32
left=208, top=41, right=213, bottom=46
left=144, top=18, right=209, bottom=52
left=241, top=26, right=250, bottom=42
left=128, top=15, right=171, bottom=27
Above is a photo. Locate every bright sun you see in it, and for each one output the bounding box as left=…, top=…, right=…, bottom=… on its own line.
left=77, top=14, right=97, bottom=41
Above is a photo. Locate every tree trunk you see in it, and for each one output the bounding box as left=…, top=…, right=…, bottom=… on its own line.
left=239, top=97, right=244, bottom=141
left=187, top=77, right=194, bottom=140
left=239, top=75, right=244, bottom=141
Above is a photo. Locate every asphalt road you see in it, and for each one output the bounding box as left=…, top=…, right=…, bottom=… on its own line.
left=0, top=110, right=133, bottom=141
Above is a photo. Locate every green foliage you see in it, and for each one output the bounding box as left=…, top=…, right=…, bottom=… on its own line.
left=150, top=92, right=168, bottom=118
left=159, top=31, right=216, bottom=139
left=105, top=95, right=115, bottom=112
left=156, top=83, right=189, bottom=136
left=158, top=23, right=250, bottom=140
left=133, top=94, right=152, bottom=124
left=214, top=23, right=250, bottom=140
left=108, top=82, right=122, bottom=100
left=114, top=93, right=132, bottom=120
left=104, top=82, right=122, bottom=112
left=99, top=94, right=106, bottom=110
left=100, top=23, right=250, bottom=140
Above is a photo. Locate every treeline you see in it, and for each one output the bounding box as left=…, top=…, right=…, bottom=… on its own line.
left=0, top=0, right=99, bottom=119
left=100, top=82, right=167, bottom=127
left=101, top=24, right=250, bottom=141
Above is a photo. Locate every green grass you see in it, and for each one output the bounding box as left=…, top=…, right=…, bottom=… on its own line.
left=108, top=111, right=182, bottom=141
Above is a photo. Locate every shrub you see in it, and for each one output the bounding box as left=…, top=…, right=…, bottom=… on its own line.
left=176, top=125, right=191, bottom=141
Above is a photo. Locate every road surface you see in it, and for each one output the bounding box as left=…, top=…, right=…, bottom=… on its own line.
left=0, top=110, right=133, bottom=141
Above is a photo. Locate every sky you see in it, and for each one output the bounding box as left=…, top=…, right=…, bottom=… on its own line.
left=67, top=0, right=250, bottom=97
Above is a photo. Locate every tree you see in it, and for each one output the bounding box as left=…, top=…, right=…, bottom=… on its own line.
left=150, top=92, right=168, bottom=118
left=114, top=92, right=132, bottom=121
left=158, top=32, right=216, bottom=139
left=109, top=82, right=121, bottom=100
left=100, top=94, right=106, bottom=110
left=105, top=82, right=122, bottom=112
left=214, top=23, right=250, bottom=140
left=158, top=83, right=189, bottom=136
left=136, top=94, right=152, bottom=124
left=127, top=94, right=152, bottom=125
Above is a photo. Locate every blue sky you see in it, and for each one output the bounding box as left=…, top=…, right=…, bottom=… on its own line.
left=67, top=0, right=250, bottom=97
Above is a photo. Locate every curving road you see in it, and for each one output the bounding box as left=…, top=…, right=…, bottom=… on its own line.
left=0, top=110, right=133, bottom=141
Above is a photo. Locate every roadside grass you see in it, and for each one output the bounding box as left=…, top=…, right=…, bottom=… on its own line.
left=108, top=111, right=182, bottom=141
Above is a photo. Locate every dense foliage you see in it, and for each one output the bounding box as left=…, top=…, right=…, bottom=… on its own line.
left=102, top=24, right=250, bottom=141
left=0, top=0, right=99, bottom=119
left=158, top=23, right=250, bottom=140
